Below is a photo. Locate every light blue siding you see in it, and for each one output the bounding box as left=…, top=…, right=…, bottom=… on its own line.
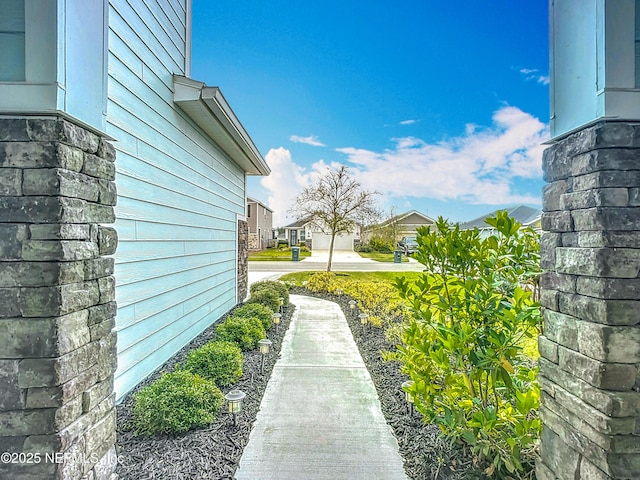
left=108, top=0, right=246, bottom=401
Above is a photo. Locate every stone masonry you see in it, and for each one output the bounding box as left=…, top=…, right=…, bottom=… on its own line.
left=0, top=116, right=118, bottom=480
left=237, top=219, right=248, bottom=301
left=537, top=122, right=640, bottom=479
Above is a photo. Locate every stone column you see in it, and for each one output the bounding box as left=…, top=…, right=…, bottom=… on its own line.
left=537, top=122, right=640, bottom=480
left=237, top=219, right=249, bottom=301
left=0, top=116, right=118, bottom=480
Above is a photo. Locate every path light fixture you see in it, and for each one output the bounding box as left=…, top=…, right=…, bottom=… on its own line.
left=279, top=297, right=284, bottom=314
left=336, top=288, right=343, bottom=296
left=349, top=300, right=357, bottom=317
left=272, top=312, right=282, bottom=335
left=401, top=380, right=414, bottom=415
left=359, top=312, right=369, bottom=334
left=258, top=339, right=272, bottom=374
left=225, top=389, right=246, bottom=426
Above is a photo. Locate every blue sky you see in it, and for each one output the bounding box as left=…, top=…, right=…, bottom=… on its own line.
left=191, top=1, right=549, bottom=226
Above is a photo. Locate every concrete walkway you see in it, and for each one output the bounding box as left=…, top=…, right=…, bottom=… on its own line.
left=235, top=295, right=408, bottom=480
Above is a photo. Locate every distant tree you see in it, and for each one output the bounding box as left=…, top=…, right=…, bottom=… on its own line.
left=290, top=165, right=379, bottom=271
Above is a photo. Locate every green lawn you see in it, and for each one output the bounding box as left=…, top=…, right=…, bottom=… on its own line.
left=357, top=252, right=409, bottom=262
left=279, top=270, right=423, bottom=285
left=248, top=247, right=311, bottom=261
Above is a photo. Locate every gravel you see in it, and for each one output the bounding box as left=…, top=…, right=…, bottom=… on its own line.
left=115, top=290, right=478, bottom=479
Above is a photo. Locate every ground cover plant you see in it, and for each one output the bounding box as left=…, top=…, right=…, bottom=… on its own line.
left=182, top=340, right=244, bottom=387
left=393, top=213, right=541, bottom=478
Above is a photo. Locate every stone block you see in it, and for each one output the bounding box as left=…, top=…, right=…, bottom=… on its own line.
left=0, top=359, right=25, bottom=409
left=85, top=203, right=116, bottom=224
left=539, top=425, right=581, bottom=479
left=0, top=117, right=30, bottom=141
left=84, top=257, right=115, bottom=281
left=0, top=168, right=22, bottom=195
left=97, top=179, right=117, bottom=206
left=26, top=365, right=98, bottom=409
left=97, top=227, right=117, bottom=256
left=540, top=288, right=559, bottom=310
left=92, top=445, right=118, bottom=480
left=573, top=171, right=640, bottom=191
left=543, top=179, right=568, bottom=211
left=556, top=247, right=640, bottom=278
left=0, top=224, right=28, bottom=259
left=30, top=224, right=91, bottom=240
left=558, top=346, right=638, bottom=391
left=577, top=322, right=640, bottom=363
left=20, top=281, right=100, bottom=317
left=82, top=154, right=115, bottom=180
left=22, top=168, right=100, bottom=202
left=540, top=232, right=561, bottom=269
left=0, top=261, right=85, bottom=287
left=0, top=287, right=21, bottom=317
left=630, top=187, right=640, bottom=206
left=540, top=271, right=576, bottom=293
left=576, top=277, right=640, bottom=300
left=579, top=459, right=614, bottom=480
left=26, top=118, right=100, bottom=153
left=84, top=409, right=116, bottom=469
left=82, top=378, right=113, bottom=414
left=96, top=333, right=117, bottom=381
left=544, top=310, right=579, bottom=349
left=97, top=140, right=116, bottom=162
left=87, top=302, right=117, bottom=326
left=573, top=148, right=640, bottom=175
left=561, top=189, right=630, bottom=210
left=0, top=408, right=59, bottom=436
left=97, top=276, right=115, bottom=304
left=572, top=207, right=640, bottom=232
left=577, top=231, right=640, bottom=248
left=539, top=335, right=559, bottom=363
left=535, top=458, right=557, bottom=480
left=22, top=240, right=99, bottom=261
left=558, top=293, right=640, bottom=326
left=560, top=231, right=579, bottom=246
left=18, top=341, right=99, bottom=388
left=89, top=317, right=114, bottom=342
left=542, top=210, right=573, bottom=232
left=543, top=143, right=572, bottom=182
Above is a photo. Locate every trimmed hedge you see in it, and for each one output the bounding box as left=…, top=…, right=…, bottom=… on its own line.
left=216, top=315, right=266, bottom=350
left=246, top=288, right=280, bottom=312
left=131, top=370, right=224, bottom=436
left=250, top=280, right=289, bottom=306
left=233, top=303, right=273, bottom=330
left=183, top=340, right=243, bottom=387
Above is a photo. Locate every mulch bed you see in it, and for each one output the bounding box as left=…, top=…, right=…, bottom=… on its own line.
left=115, top=290, right=480, bottom=479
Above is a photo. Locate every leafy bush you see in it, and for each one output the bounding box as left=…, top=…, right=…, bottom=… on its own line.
left=131, top=370, right=224, bottom=436
left=277, top=239, right=289, bottom=247
left=392, top=213, right=541, bottom=478
left=246, top=288, right=280, bottom=312
left=250, top=280, right=289, bottom=306
left=182, top=340, right=243, bottom=387
left=234, top=303, right=274, bottom=330
left=306, top=272, right=336, bottom=293
left=216, top=315, right=266, bottom=350
left=368, top=236, right=393, bottom=253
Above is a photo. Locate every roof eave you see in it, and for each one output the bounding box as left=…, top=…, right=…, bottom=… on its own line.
left=172, top=75, right=270, bottom=176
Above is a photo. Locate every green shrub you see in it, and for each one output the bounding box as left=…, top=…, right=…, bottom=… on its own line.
left=216, top=315, right=266, bottom=350
left=250, top=280, right=289, bottom=306
left=234, top=303, right=273, bottom=330
left=246, top=288, right=280, bottom=312
left=393, top=213, right=541, bottom=478
left=131, top=370, right=224, bottom=436
left=182, top=340, right=243, bottom=387
left=306, top=272, right=335, bottom=292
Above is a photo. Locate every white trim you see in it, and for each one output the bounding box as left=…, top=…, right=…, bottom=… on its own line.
left=184, top=0, right=192, bottom=76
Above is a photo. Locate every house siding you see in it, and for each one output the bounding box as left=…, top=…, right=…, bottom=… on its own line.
left=107, top=0, right=245, bottom=400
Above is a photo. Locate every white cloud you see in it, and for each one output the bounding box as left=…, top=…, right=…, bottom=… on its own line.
left=336, top=106, right=548, bottom=206
left=399, top=119, right=417, bottom=125
left=289, top=135, right=325, bottom=147
left=518, top=67, right=550, bottom=86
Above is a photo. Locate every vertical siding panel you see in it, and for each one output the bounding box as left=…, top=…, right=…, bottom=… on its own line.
left=108, top=0, right=245, bottom=401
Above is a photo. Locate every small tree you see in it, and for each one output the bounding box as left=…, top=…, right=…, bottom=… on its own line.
left=290, top=165, right=378, bottom=271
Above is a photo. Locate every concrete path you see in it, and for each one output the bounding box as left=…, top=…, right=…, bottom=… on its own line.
left=234, top=295, right=408, bottom=480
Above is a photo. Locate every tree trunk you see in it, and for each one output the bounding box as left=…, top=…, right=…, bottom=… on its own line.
left=327, top=231, right=336, bottom=272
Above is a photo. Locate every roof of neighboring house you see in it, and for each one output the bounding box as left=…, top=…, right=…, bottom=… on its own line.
left=247, top=196, right=273, bottom=212
left=283, top=217, right=313, bottom=229
left=377, top=210, right=436, bottom=227
left=458, top=205, right=542, bottom=230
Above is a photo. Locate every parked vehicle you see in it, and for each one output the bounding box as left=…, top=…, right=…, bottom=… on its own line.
left=397, top=236, right=418, bottom=255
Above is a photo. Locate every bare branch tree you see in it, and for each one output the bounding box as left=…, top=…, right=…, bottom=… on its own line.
left=289, top=165, right=379, bottom=271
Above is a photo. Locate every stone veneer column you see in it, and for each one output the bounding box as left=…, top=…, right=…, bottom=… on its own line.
left=0, top=116, right=118, bottom=480
left=537, top=122, right=640, bottom=480
left=237, top=219, right=249, bottom=301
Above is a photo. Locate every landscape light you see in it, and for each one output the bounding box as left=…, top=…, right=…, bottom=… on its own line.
left=272, top=312, right=282, bottom=334
left=225, top=389, right=246, bottom=426
left=279, top=297, right=284, bottom=313
left=359, top=312, right=369, bottom=334
left=336, top=288, right=343, bottom=296
left=349, top=300, right=356, bottom=316
left=258, top=339, right=272, bottom=373
left=402, top=380, right=414, bottom=415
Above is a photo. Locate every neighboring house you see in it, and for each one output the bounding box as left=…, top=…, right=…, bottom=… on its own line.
left=247, top=196, right=274, bottom=250
left=458, top=205, right=542, bottom=234
left=283, top=217, right=312, bottom=246
left=364, top=210, right=435, bottom=244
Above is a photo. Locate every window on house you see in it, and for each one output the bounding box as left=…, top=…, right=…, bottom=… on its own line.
left=0, top=0, right=25, bottom=81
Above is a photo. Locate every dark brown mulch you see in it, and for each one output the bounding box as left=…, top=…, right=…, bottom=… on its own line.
left=115, top=303, right=295, bottom=480
left=289, top=287, right=479, bottom=480
left=115, top=291, right=480, bottom=479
